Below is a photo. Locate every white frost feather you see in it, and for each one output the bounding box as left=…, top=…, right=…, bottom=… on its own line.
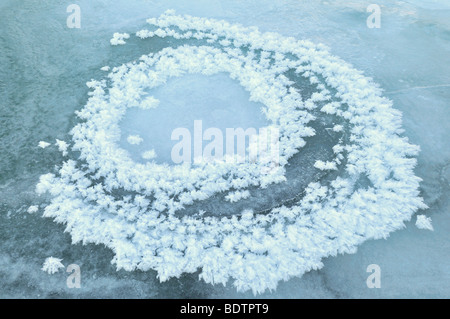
left=225, top=190, right=251, bottom=203
left=27, top=205, right=39, bottom=214
left=38, top=141, right=50, bottom=149
left=142, top=149, right=157, bottom=160
left=42, top=257, right=65, bottom=274
left=110, top=32, right=130, bottom=45
left=55, top=139, right=68, bottom=156
left=415, top=215, right=434, bottom=231
left=127, top=135, right=143, bottom=145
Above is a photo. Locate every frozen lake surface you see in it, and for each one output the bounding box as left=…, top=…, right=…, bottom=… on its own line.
left=0, top=0, right=449, bottom=298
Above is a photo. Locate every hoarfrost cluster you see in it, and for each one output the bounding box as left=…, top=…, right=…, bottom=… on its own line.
left=416, top=215, right=433, bottom=231
left=36, top=11, right=425, bottom=294
left=110, top=32, right=130, bottom=46
left=41, top=257, right=65, bottom=275
left=27, top=205, right=39, bottom=214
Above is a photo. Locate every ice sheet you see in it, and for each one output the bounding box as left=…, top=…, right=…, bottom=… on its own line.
left=0, top=0, right=448, bottom=298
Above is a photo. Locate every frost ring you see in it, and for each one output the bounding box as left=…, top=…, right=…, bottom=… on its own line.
left=37, top=11, right=425, bottom=294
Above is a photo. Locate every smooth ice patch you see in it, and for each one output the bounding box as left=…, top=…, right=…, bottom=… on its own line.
left=119, top=73, right=269, bottom=164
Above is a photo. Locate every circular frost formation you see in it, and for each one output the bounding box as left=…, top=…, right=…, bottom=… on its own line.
left=37, top=11, right=426, bottom=294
